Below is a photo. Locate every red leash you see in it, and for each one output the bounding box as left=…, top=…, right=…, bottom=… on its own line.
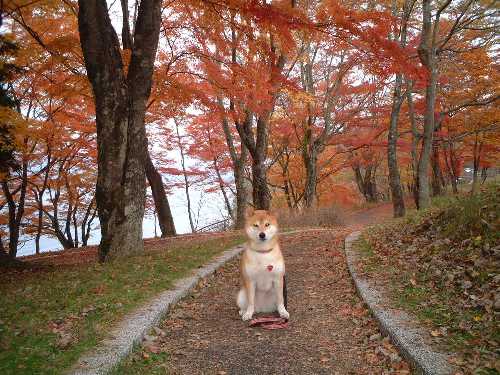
left=249, top=316, right=289, bottom=330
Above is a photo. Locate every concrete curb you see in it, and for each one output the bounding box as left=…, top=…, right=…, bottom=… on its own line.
left=344, top=231, right=457, bottom=375
left=68, top=228, right=325, bottom=375
left=68, top=244, right=245, bottom=375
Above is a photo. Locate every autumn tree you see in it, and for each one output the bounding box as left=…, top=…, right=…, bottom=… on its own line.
left=415, top=0, right=497, bottom=208
left=77, top=0, right=162, bottom=260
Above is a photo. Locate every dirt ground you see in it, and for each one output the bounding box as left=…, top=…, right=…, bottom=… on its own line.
left=128, top=205, right=411, bottom=374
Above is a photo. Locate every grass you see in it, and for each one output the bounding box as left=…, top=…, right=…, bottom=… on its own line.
left=355, top=182, right=499, bottom=372
left=0, top=234, right=244, bottom=375
left=110, top=347, right=170, bottom=375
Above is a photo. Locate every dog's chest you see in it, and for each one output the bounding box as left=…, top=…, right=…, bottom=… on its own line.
left=245, top=253, right=284, bottom=291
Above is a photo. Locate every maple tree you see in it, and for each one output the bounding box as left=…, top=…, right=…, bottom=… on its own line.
left=1, top=0, right=498, bottom=259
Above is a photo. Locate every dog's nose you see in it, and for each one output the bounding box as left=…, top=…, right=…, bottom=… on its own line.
left=259, top=232, right=266, bottom=239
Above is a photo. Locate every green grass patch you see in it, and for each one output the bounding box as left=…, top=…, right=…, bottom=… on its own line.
left=0, top=235, right=244, bottom=375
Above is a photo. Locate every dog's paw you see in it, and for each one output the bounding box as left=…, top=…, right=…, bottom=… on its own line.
left=278, top=305, right=290, bottom=320
left=242, top=310, right=254, bottom=321
left=238, top=309, right=244, bottom=316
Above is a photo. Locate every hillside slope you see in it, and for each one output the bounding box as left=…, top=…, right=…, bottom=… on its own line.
left=359, top=183, right=499, bottom=374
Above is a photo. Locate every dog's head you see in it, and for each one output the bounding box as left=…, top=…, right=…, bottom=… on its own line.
left=244, top=208, right=279, bottom=243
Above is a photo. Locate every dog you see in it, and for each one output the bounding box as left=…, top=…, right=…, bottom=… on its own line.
left=237, top=209, right=289, bottom=321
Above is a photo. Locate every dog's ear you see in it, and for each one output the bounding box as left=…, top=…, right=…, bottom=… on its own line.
left=245, top=206, right=254, bottom=219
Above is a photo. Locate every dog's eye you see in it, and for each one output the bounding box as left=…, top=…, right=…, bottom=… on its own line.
left=253, top=224, right=258, bottom=228
left=265, top=223, right=270, bottom=227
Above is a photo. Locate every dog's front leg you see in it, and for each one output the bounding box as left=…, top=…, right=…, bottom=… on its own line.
left=275, top=275, right=289, bottom=319
left=242, top=280, right=255, bottom=321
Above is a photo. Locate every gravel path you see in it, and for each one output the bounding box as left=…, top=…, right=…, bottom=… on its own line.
left=121, top=207, right=411, bottom=374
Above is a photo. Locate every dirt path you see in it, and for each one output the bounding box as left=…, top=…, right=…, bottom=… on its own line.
left=120, top=204, right=410, bottom=374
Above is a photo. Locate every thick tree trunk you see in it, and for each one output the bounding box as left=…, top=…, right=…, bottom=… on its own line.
left=235, top=112, right=271, bottom=211
left=78, top=0, right=162, bottom=261
left=146, top=152, right=176, bottom=237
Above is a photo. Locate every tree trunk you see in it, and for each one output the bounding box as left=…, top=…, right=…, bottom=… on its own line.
left=1, top=157, right=28, bottom=258
left=417, top=65, right=438, bottom=208
left=78, top=0, right=162, bottom=261
left=406, top=80, right=420, bottom=206
left=387, top=72, right=406, bottom=217
left=354, top=165, right=378, bottom=203
left=430, top=141, right=444, bottom=196
left=34, top=151, right=51, bottom=254
left=120, top=0, right=133, bottom=49
left=174, top=119, right=196, bottom=233
left=81, top=197, right=97, bottom=246
left=233, top=150, right=249, bottom=228
left=365, top=165, right=378, bottom=202
left=481, top=167, right=488, bottom=184
left=218, top=96, right=248, bottom=229
left=251, top=150, right=271, bottom=210
left=416, top=0, right=441, bottom=209
left=213, top=156, right=233, bottom=220
left=443, top=141, right=458, bottom=194
left=303, top=148, right=318, bottom=208
left=471, top=135, right=482, bottom=195
left=387, top=0, right=411, bottom=218
left=145, top=152, right=176, bottom=237
left=235, top=112, right=271, bottom=210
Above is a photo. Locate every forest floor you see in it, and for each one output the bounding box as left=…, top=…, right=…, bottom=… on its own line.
left=114, top=204, right=413, bottom=374
left=356, top=184, right=499, bottom=374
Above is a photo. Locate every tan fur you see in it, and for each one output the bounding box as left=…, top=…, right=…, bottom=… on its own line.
left=237, top=209, right=289, bottom=321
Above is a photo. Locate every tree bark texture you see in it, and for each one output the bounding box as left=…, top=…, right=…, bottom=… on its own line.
left=78, top=0, right=162, bottom=261
left=353, top=165, right=378, bottom=203
left=387, top=72, right=406, bottom=217
left=1, top=158, right=27, bottom=258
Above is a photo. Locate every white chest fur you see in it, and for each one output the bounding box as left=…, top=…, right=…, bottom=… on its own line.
left=244, top=250, right=285, bottom=292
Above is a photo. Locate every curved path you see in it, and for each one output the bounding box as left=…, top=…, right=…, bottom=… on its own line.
left=120, top=205, right=411, bottom=374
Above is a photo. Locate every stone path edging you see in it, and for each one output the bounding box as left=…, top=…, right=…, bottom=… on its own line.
left=68, top=228, right=327, bottom=375
left=345, top=231, right=457, bottom=375
left=68, top=244, right=245, bottom=375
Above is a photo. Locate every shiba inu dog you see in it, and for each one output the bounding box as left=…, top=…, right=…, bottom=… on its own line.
left=237, top=209, right=289, bottom=321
